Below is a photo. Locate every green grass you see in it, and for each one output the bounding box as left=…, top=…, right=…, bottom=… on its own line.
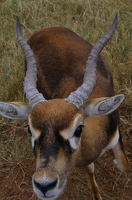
left=0, top=0, right=131, bottom=163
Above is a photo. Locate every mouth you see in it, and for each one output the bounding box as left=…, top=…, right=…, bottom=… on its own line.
left=38, top=194, right=56, bottom=200
left=34, top=187, right=62, bottom=200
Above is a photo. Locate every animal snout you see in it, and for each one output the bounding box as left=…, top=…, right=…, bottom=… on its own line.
left=32, top=169, right=61, bottom=199
left=34, top=178, right=58, bottom=196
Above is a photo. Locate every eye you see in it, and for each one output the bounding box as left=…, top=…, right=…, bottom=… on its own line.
left=74, top=125, right=83, bottom=137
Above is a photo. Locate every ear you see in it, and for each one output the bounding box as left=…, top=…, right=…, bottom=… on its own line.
left=0, top=102, right=31, bottom=120
left=84, top=94, right=124, bottom=118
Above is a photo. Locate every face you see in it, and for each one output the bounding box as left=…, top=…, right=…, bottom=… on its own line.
left=28, top=99, right=84, bottom=200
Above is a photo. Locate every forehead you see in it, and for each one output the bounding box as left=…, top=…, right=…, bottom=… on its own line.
left=29, top=99, right=81, bottom=130
left=28, top=100, right=83, bottom=161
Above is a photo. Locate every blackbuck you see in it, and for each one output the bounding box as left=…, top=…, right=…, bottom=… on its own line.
left=0, top=14, right=129, bottom=200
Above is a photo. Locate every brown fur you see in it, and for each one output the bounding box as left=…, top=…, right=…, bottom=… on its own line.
left=27, top=27, right=113, bottom=100
left=25, top=27, right=129, bottom=200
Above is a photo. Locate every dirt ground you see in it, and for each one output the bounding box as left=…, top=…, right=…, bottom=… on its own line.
left=0, top=110, right=131, bottom=200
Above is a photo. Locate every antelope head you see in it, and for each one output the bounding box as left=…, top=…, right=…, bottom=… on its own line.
left=0, top=14, right=124, bottom=200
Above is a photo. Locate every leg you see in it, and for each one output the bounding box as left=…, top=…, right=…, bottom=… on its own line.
left=85, top=163, right=102, bottom=200
left=112, top=130, right=129, bottom=172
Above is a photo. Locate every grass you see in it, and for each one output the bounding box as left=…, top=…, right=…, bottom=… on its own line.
left=0, top=0, right=132, bottom=199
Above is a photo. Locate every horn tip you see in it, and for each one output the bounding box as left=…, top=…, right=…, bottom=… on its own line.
left=16, top=16, right=22, bottom=37
left=114, top=13, right=118, bottom=23
left=112, top=13, right=118, bottom=30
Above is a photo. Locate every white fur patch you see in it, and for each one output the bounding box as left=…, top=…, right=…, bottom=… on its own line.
left=28, top=115, right=41, bottom=147
left=69, top=136, right=81, bottom=149
left=113, top=145, right=127, bottom=172
left=100, top=128, right=119, bottom=156
left=60, top=114, right=84, bottom=149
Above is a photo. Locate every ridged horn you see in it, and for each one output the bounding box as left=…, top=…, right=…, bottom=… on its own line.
left=16, top=17, right=47, bottom=107
left=65, top=13, right=118, bottom=109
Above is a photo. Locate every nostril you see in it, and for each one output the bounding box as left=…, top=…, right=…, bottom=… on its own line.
left=34, top=179, right=58, bottom=196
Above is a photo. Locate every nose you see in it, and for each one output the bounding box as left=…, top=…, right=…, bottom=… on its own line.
left=32, top=168, right=59, bottom=198
left=34, top=178, right=58, bottom=196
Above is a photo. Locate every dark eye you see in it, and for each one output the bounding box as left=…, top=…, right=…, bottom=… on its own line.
left=28, top=125, right=32, bottom=136
left=74, top=125, right=83, bottom=137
